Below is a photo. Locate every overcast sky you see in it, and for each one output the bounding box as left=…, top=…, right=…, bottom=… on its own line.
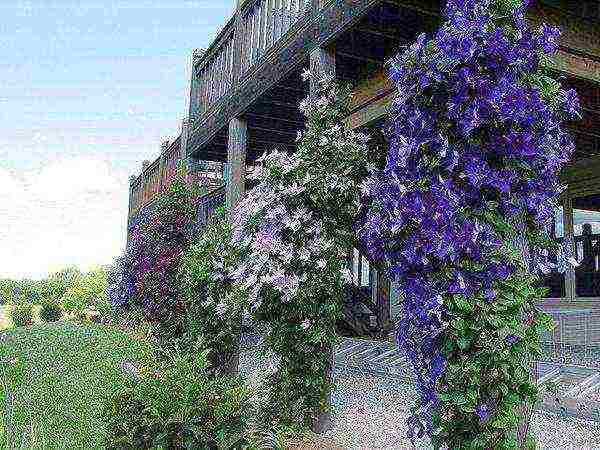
left=0, top=1, right=235, bottom=279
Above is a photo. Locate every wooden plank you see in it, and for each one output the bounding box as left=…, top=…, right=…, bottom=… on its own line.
left=537, top=367, right=562, bottom=385
left=567, top=372, right=600, bottom=397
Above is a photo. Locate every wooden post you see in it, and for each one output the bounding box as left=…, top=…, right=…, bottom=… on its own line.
left=377, top=270, right=391, bottom=335
left=141, top=160, right=150, bottom=206
left=309, top=45, right=336, bottom=436
left=226, top=117, right=248, bottom=216
left=158, top=140, right=169, bottom=192
left=126, top=175, right=137, bottom=244
left=564, top=193, right=576, bottom=300
left=309, top=45, right=335, bottom=96
left=224, top=117, right=248, bottom=378
left=189, top=49, right=205, bottom=121
left=179, top=118, right=191, bottom=166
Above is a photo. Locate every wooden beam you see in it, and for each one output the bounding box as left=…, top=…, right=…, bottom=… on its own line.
left=244, top=112, right=304, bottom=125
left=337, top=51, right=383, bottom=66
left=354, top=27, right=404, bottom=41
left=248, top=125, right=299, bottom=137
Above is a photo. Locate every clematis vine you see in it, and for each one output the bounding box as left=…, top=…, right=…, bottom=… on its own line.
left=230, top=76, right=371, bottom=433
left=110, top=168, right=201, bottom=352
left=359, top=0, right=580, bottom=447
left=177, top=208, right=247, bottom=375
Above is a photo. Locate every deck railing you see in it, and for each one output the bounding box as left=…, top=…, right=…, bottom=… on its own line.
left=198, top=32, right=236, bottom=113
left=240, top=0, right=311, bottom=75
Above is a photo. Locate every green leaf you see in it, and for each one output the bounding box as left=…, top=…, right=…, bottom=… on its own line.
left=457, top=337, right=470, bottom=350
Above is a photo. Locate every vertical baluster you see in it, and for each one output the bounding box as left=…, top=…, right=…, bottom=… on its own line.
left=221, top=45, right=227, bottom=98
left=211, top=59, right=217, bottom=104
left=205, top=63, right=211, bottom=108
left=262, top=0, right=269, bottom=56
left=264, top=0, right=272, bottom=51
left=199, top=68, right=207, bottom=113
left=222, top=43, right=228, bottom=95
left=213, top=55, right=219, bottom=103
left=207, top=64, right=213, bottom=108
left=282, top=0, right=289, bottom=33
left=240, top=18, right=247, bottom=75
left=227, top=39, right=232, bottom=92
left=256, top=3, right=264, bottom=60
left=223, top=40, right=229, bottom=94
left=273, top=0, right=280, bottom=43
left=215, top=52, right=221, bottom=101
left=252, top=6, right=260, bottom=65
left=217, top=49, right=224, bottom=100
left=229, top=38, right=234, bottom=89
left=248, top=9, right=256, bottom=68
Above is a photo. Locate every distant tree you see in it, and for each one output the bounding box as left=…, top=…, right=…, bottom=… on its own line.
left=60, top=267, right=108, bottom=316
left=47, top=266, right=83, bottom=300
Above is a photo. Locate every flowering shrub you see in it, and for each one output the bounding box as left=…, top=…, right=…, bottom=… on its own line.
left=177, top=207, right=247, bottom=375
left=231, top=76, right=370, bottom=432
left=102, top=339, right=257, bottom=450
left=127, top=170, right=200, bottom=349
left=359, top=0, right=580, bottom=448
left=232, top=150, right=345, bottom=432
left=106, top=253, right=137, bottom=311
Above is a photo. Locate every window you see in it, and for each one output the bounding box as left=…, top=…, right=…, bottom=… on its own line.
left=573, top=194, right=600, bottom=298
left=540, top=206, right=566, bottom=298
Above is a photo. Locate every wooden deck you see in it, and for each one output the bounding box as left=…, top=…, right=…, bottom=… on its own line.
left=125, top=0, right=600, bottom=337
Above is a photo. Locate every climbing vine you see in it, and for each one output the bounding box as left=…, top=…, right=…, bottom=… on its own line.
left=177, top=208, right=248, bottom=375
left=116, top=167, right=201, bottom=351
left=359, top=0, right=580, bottom=448
left=230, top=75, right=371, bottom=433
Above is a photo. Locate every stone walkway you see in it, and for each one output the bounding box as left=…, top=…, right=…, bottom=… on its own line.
left=239, top=333, right=600, bottom=449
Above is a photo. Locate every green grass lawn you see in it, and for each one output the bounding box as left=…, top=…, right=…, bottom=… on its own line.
left=0, top=322, right=155, bottom=449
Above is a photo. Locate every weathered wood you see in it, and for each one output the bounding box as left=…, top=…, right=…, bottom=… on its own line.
left=309, top=46, right=336, bottom=94
left=376, top=270, right=392, bottom=332
left=189, top=49, right=204, bottom=119
left=226, top=117, right=248, bottom=214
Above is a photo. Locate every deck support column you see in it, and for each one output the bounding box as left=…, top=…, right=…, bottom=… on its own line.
left=226, top=117, right=247, bottom=216
left=309, top=45, right=335, bottom=96
left=223, top=117, right=248, bottom=378
left=158, top=140, right=169, bottom=192
left=126, top=175, right=137, bottom=244
left=376, top=270, right=391, bottom=334
left=188, top=50, right=205, bottom=121
left=309, top=45, right=336, bottom=436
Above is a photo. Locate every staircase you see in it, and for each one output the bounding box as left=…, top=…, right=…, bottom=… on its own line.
left=339, top=284, right=395, bottom=339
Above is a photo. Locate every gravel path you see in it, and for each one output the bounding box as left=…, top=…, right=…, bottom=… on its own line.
left=239, top=339, right=600, bottom=450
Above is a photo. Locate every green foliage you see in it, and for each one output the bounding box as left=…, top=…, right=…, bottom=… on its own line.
left=102, top=339, right=256, bottom=450
left=60, top=267, right=109, bottom=316
left=436, top=269, right=552, bottom=448
left=39, top=298, right=63, bottom=323
left=0, top=266, right=83, bottom=306
left=10, top=304, right=34, bottom=327
left=0, top=322, right=156, bottom=448
left=230, top=76, right=367, bottom=433
left=177, top=208, right=247, bottom=375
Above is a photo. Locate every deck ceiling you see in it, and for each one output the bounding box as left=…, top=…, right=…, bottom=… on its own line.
left=198, top=68, right=309, bottom=164
left=334, top=1, right=441, bottom=83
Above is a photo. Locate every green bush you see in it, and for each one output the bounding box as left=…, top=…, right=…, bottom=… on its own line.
left=39, top=299, right=63, bottom=323
left=10, top=304, right=33, bottom=327
left=102, top=340, right=257, bottom=450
